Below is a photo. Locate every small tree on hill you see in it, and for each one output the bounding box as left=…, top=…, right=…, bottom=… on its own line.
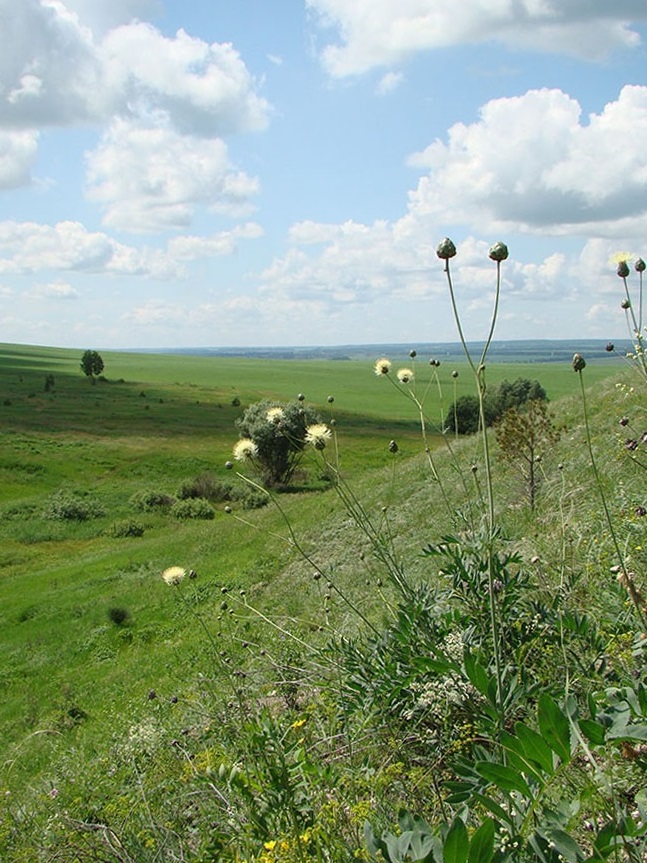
left=80, top=350, right=104, bottom=382
left=235, top=399, right=321, bottom=487
left=494, top=399, right=561, bottom=510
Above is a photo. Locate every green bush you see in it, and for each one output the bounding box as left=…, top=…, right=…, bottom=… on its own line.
left=170, top=498, right=215, bottom=520
left=447, top=377, right=547, bottom=434
left=235, top=399, right=321, bottom=486
left=106, top=519, right=145, bottom=538
left=176, top=472, right=233, bottom=503
left=129, top=489, right=175, bottom=512
left=241, top=491, right=269, bottom=510
left=42, top=490, right=105, bottom=521
left=107, top=607, right=130, bottom=625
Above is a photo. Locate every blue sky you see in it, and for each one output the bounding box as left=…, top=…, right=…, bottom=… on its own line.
left=1, top=0, right=647, bottom=349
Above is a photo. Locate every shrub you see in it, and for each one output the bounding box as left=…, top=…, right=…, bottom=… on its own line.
left=107, top=607, right=130, bottom=625
left=170, top=498, right=215, bottom=520
left=129, top=489, right=174, bottom=512
left=447, top=377, right=547, bottom=434
left=42, top=490, right=105, bottom=521
left=241, top=491, right=269, bottom=510
left=106, top=519, right=145, bottom=538
left=176, top=472, right=233, bottom=503
left=235, top=399, right=321, bottom=486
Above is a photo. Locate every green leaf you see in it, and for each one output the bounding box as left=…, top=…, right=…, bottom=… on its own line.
left=443, top=817, right=469, bottom=863
left=475, top=761, right=532, bottom=797
left=537, top=695, right=572, bottom=762
left=463, top=651, right=490, bottom=698
left=470, top=792, right=514, bottom=827
left=608, top=723, right=647, bottom=741
left=578, top=718, right=606, bottom=746
left=536, top=827, right=584, bottom=862
left=468, top=818, right=495, bottom=863
left=514, top=723, right=555, bottom=775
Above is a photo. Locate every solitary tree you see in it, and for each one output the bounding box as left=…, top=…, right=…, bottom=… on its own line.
left=494, top=399, right=560, bottom=510
left=80, top=350, right=105, bottom=382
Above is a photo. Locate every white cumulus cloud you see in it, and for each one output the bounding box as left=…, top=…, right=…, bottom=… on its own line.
left=85, top=118, right=261, bottom=233
left=307, top=0, right=645, bottom=76
left=407, top=85, right=647, bottom=238
left=0, top=130, right=39, bottom=188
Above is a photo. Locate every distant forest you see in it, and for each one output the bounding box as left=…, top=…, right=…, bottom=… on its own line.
left=134, top=339, right=631, bottom=364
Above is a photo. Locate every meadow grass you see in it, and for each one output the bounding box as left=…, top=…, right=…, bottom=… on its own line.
left=0, top=340, right=644, bottom=861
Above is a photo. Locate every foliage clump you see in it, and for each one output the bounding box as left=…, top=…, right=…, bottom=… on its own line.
left=106, top=519, right=145, bottom=538
left=42, top=489, right=105, bottom=521
left=170, top=498, right=215, bottom=520
left=80, top=349, right=105, bottom=381
left=176, top=472, right=233, bottom=503
left=129, top=489, right=174, bottom=512
left=235, top=399, right=321, bottom=486
left=447, top=377, right=547, bottom=434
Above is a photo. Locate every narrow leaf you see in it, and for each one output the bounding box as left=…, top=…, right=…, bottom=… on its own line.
left=578, top=719, right=606, bottom=746
left=537, top=694, right=572, bottom=762
left=475, top=761, right=532, bottom=797
left=468, top=818, right=495, bottom=863
left=514, top=723, right=556, bottom=775
left=444, top=817, right=469, bottom=863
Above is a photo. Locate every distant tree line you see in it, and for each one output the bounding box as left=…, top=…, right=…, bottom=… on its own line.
left=447, top=377, right=547, bottom=435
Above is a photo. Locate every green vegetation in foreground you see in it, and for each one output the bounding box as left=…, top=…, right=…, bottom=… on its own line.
left=0, top=339, right=645, bottom=861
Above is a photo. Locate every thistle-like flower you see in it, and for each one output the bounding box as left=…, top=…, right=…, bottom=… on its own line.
left=617, top=261, right=630, bottom=278
left=305, top=423, right=332, bottom=450
left=162, top=566, right=186, bottom=585
left=397, top=368, right=414, bottom=384
left=636, top=258, right=646, bottom=273
left=436, top=237, right=457, bottom=260
left=488, top=241, right=509, bottom=262
left=572, top=353, right=586, bottom=372
left=374, top=358, right=392, bottom=376
left=266, top=407, right=284, bottom=424
left=233, top=438, right=258, bottom=461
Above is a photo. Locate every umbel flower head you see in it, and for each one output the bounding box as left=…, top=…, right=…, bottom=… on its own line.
left=305, top=423, right=332, bottom=450
left=162, top=566, right=186, bottom=585
left=397, top=368, right=414, bottom=384
left=266, top=406, right=284, bottom=424
left=233, top=438, right=258, bottom=462
left=374, top=357, right=392, bottom=376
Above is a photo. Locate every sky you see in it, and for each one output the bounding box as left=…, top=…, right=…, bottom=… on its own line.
left=1, top=0, right=647, bottom=350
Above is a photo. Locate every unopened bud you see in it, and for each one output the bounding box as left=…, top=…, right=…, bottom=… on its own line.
left=436, top=237, right=457, bottom=260
left=636, top=258, right=646, bottom=273
left=617, top=261, right=630, bottom=278
left=488, top=241, right=509, bottom=262
left=572, top=353, right=586, bottom=372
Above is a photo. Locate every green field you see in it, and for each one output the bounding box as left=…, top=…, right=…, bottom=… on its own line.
left=1, top=341, right=644, bottom=862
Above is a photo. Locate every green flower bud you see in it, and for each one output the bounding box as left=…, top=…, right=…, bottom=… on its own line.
left=635, top=258, right=646, bottom=273
left=436, top=237, right=457, bottom=260
left=617, top=261, right=630, bottom=278
left=572, top=353, right=586, bottom=372
left=621, top=298, right=631, bottom=309
left=488, top=241, right=509, bottom=262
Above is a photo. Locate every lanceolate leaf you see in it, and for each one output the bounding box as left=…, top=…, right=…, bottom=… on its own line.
left=443, top=817, right=469, bottom=863
left=475, top=761, right=532, bottom=797
left=514, top=723, right=556, bottom=775
left=537, top=695, right=572, bottom=763
left=468, top=818, right=495, bottom=863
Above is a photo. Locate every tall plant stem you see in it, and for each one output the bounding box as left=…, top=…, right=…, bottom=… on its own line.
left=444, top=257, right=504, bottom=727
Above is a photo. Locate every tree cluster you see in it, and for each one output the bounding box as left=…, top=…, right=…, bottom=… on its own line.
left=447, top=377, right=547, bottom=435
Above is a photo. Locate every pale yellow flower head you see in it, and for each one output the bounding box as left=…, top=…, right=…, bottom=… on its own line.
left=609, top=251, right=635, bottom=264
left=266, top=406, right=284, bottom=424
left=305, top=423, right=332, bottom=450
left=374, top=358, right=392, bottom=376
left=162, top=566, right=186, bottom=585
left=397, top=368, right=414, bottom=384
left=233, top=438, right=258, bottom=462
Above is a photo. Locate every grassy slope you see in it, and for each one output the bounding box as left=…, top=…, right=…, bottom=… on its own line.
left=0, top=342, right=635, bottom=843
